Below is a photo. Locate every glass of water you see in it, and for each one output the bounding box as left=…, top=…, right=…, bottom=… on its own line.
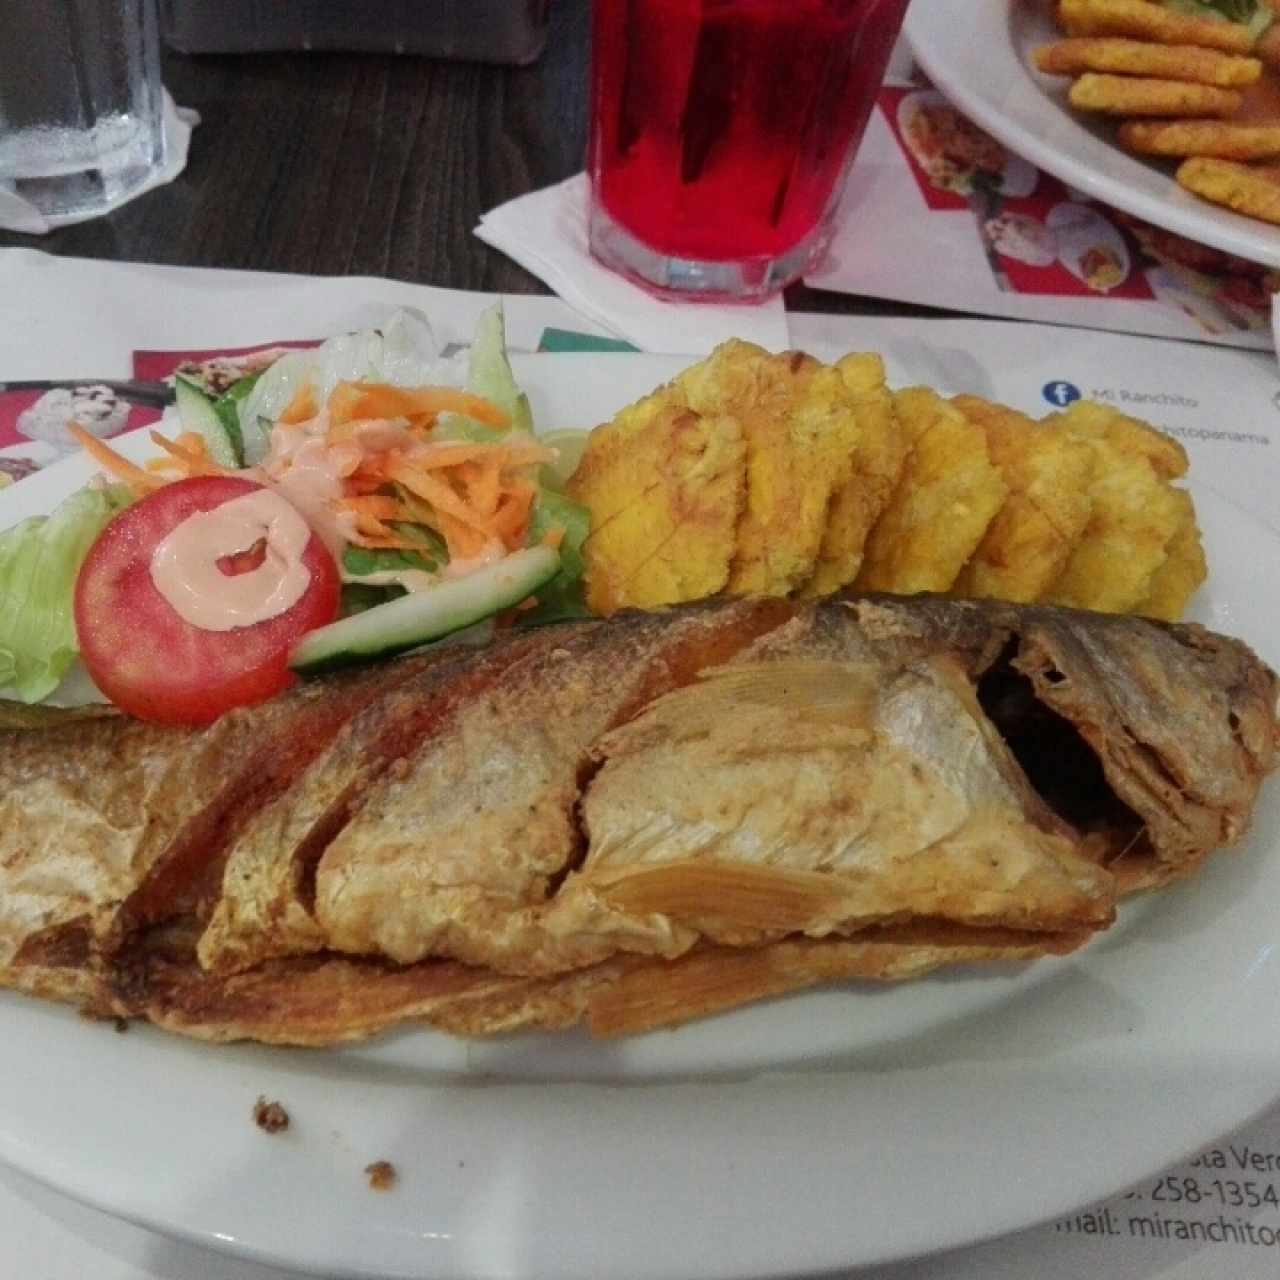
left=0, top=0, right=165, bottom=222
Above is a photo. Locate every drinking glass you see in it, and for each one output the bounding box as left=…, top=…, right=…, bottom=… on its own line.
left=0, top=0, right=165, bottom=222
left=587, top=0, right=910, bottom=301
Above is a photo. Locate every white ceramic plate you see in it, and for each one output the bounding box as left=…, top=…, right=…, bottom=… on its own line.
left=2, top=353, right=1280, bottom=1280
left=905, top=0, right=1280, bottom=267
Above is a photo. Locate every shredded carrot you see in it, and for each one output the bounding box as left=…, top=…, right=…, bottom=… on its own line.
left=339, top=494, right=405, bottom=520
left=149, top=431, right=228, bottom=477
left=541, top=524, right=565, bottom=549
left=278, top=384, right=318, bottom=425
left=406, top=441, right=553, bottom=471
left=386, top=458, right=491, bottom=533
left=457, top=461, right=501, bottom=518
left=68, top=424, right=164, bottom=495
left=433, top=508, right=492, bottom=561
left=326, top=382, right=366, bottom=428
left=490, top=482, right=536, bottom=550
left=174, top=432, right=213, bottom=457
left=337, top=381, right=510, bottom=428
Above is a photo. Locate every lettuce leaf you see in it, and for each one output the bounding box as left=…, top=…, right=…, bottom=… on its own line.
left=522, top=488, right=592, bottom=625
left=0, top=485, right=133, bottom=703
left=236, top=308, right=446, bottom=463
left=436, top=304, right=533, bottom=443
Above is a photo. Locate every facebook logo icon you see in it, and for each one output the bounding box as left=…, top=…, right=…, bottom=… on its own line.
left=1042, top=380, right=1081, bottom=407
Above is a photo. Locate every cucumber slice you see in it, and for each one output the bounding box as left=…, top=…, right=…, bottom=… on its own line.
left=174, top=376, right=242, bottom=467
left=290, top=545, right=560, bottom=675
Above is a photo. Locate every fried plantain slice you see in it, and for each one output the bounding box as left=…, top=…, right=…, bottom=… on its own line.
left=1136, top=489, right=1208, bottom=621
left=1057, top=0, right=1257, bottom=55
left=1177, top=156, right=1280, bottom=223
left=1069, top=72, right=1243, bottom=117
left=1120, top=118, right=1280, bottom=158
left=1041, top=401, right=1185, bottom=613
left=569, top=392, right=746, bottom=614
left=854, top=388, right=1007, bottom=595
left=802, top=353, right=909, bottom=597
left=1035, top=37, right=1261, bottom=86
left=677, top=342, right=862, bottom=597
left=1049, top=399, right=1188, bottom=481
left=950, top=397, right=1096, bottom=604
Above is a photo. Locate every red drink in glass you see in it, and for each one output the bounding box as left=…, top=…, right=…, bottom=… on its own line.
left=587, top=0, right=910, bottom=300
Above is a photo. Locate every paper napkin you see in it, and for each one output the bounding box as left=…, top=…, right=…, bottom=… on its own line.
left=475, top=173, right=791, bottom=355
left=0, top=91, right=199, bottom=235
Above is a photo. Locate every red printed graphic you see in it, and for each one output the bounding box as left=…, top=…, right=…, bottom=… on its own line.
left=877, top=83, right=1274, bottom=331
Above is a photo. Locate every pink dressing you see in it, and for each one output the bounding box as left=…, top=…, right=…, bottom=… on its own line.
left=149, top=489, right=312, bottom=631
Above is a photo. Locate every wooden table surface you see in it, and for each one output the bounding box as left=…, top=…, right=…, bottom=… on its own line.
left=0, top=0, right=931, bottom=320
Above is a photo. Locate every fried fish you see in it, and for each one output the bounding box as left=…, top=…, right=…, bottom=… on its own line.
left=0, top=592, right=1273, bottom=1042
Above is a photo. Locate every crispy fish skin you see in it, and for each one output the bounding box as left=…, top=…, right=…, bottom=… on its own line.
left=855, top=388, right=1008, bottom=595
left=567, top=391, right=746, bottom=614
left=101, top=925, right=1091, bottom=1046
left=802, top=354, right=909, bottom=597
left=1057, top=0, right=1257, bottom=54
left=0, top=665, right=410, bottom=973
left=1036, top=38, right=1262, bottom=86
left=676, top=342, right=862, bottom=596
left=1012, top=603, right=1275, bottom=885
left=1120, top=119, right=1280, bottom=159
left=950, top=396, right=1096, bottom=604
left=0, top=595, right=1274, bottom=1042
left=1177, top=156, right=1280, bottom=224
left=1069, top=72, right=1243, bottom=117
left=311, top=599, right=797, bottom=975
left=553, top=655, right=1113, bottom=950
left=196, top=637, right=553, bottom=976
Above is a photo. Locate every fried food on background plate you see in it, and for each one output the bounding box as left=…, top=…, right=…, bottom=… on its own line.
left=1035, top=37, right=1262, bottom=87
left=1069, top=72, right=1243, bottom=116
left=1057, top=0, right=1258, bottom=55
left=1119, top=119, right=1280, bottom=158
left=802, top=353, right=909, bottom=597
left=567, top=391, right=746, bottom=614
left=854, top=388, right=1008, bottom=595
left=676, top=341, right=861, bottom=597
left=1041, top=401, right=1186, bottom=613
left=1176, top=155, right=1280, bottom=223
left=1137, top=489, right=1209, bottom=621
left=949, top=396, right=1096, bottom=604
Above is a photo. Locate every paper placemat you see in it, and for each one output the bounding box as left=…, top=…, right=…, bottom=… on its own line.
left=806, top=80, right=1276, bottom=352
left=2, top=248, right=1279, bottom=1280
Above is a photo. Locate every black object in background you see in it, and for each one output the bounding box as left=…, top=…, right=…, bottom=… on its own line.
left=161, top=0, right=551, bottom=64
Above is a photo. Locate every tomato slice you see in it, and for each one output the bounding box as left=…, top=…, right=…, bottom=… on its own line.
left=75, top=476, right=339, bottom=725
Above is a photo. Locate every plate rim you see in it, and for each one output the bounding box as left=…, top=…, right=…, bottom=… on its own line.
left=2, top=351, right=1280, bottom=1279
left=904, top=0, right=1280, bottom=268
